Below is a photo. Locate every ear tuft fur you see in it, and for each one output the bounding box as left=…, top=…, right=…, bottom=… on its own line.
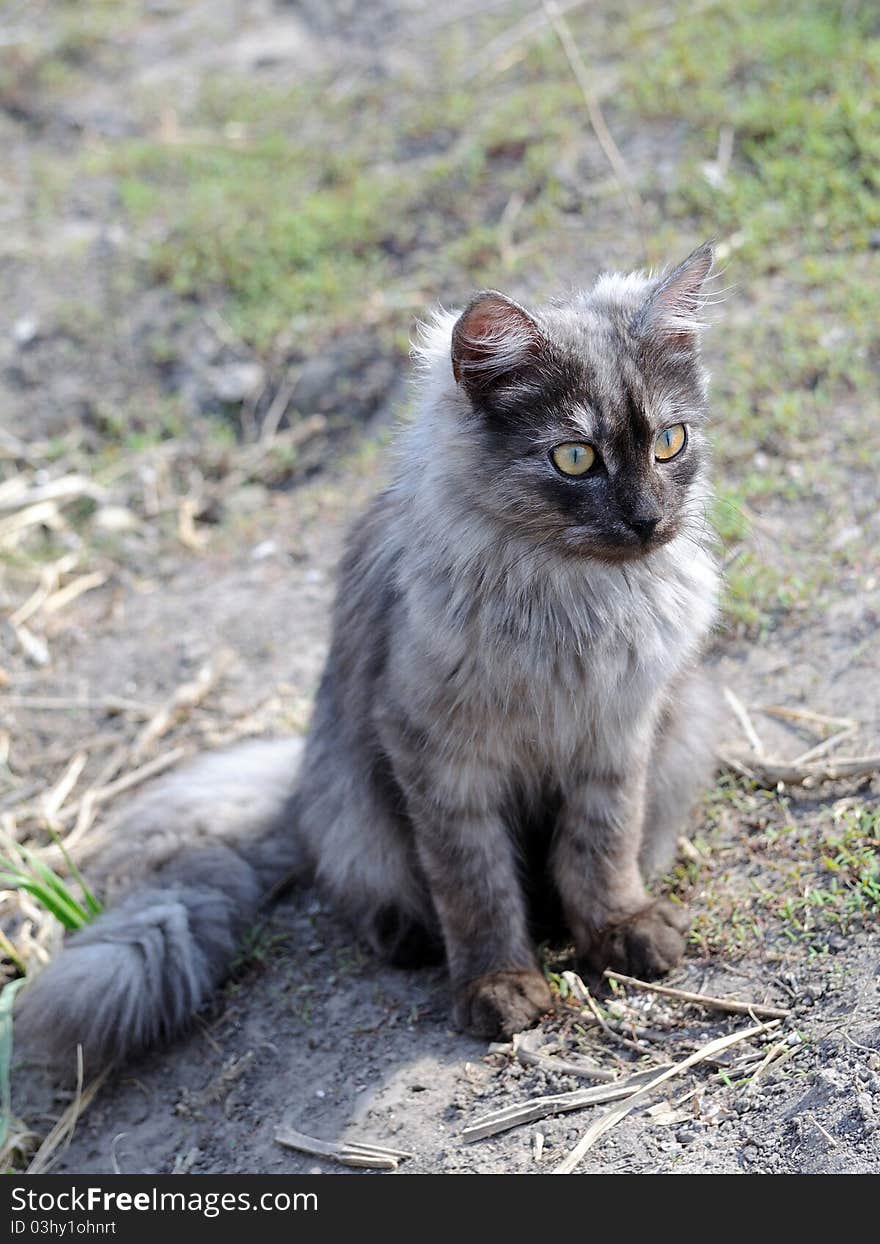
left=638, top=242, right=714, bottom=345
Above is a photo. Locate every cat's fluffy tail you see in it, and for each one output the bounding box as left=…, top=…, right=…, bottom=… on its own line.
left=15, top=738, right=307, bottom=1073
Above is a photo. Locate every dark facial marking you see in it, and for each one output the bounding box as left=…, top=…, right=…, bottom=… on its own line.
left=450, top=255, right=711, bottom=562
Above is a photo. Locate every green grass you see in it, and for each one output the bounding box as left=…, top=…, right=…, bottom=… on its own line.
left=773, top=804, right=880, bottom=940
left=115, top=134, right=398, bottom=352
left=0, top=839, right=101, bottom=933
left=0, top=0, right=875, bottom=665
left=613, top=0, right=880, bottom=632
left=229, top=921, right=291, bottom=980
left=0, top=0, right=138, bottom=111
left=625, top=1, right=880, bottom=260
left=81, top=0, right=879, bottom=633
left=0, top=977, right=27, bottom=1159
left=105, top=76, right=587, bottom=353
left=0, top=838, right=102, bottom=1164
left=671, top=789, right=880, bottom=957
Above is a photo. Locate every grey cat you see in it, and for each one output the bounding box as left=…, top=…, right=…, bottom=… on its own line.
left=17, top=243, right=720, bottom=1068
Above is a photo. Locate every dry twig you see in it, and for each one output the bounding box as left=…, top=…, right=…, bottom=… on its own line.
left=553, top=1020, right=780, bottom=1172
left=562, top=970, right=649, bottom=1053
left=55, top=746, right=187, bottom=829
left=131, top=650, right=234, bottom=762
left=467, top=0, right=589, bottom=77
left=461, top=1066, right=669, bottom=1143
left=41, top=573, right=107, bottom=617
left=513, top=1027, right=616, bottom=1082
left=756, top=705, right=855, bottom=731
left=41, top=752, right=87, bottom=825
left=723, top=686, right=765, bottom=756
left=541, top=0, right=647, bottom=249
left=0, top=474, right=104, bottom=513
left=718, top=750, right=880, bottom=788
left=0, top=695, right=152, bottom=717
left=603, top=970, right=791, bottom=1020
left=27, top=1068, right=110, bottom=1175
left=745, top=1034, right=803, bottom=1093
left=791, top=727, right=857, bottom=766
left=804, top=1114, right=838, bottom=1149
left=275, top=1127, right=413, bottom=1171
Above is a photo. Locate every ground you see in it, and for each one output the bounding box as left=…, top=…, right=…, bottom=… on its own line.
left=1, top=0, right=878, bottom=1175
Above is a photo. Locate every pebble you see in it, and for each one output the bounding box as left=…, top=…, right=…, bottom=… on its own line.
left=12, top=316, right=39, bottom=346
left=95, top=504, right=141, bottom=532
left=816, top=1069, right=847, bottom=1095
left=208, top=360, right=265, bottom=403
left=251, top=538, right=279, bottom=560
left=855, top=1093, right=874, bottom=1121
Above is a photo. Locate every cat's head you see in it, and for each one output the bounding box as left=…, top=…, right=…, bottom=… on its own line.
left=440, top=244, right=714, bottom=564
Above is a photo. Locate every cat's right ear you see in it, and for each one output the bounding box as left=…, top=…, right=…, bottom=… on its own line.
left=451, top=291, right=546, bottom=399
left=636, top=242, right=714, bottom=349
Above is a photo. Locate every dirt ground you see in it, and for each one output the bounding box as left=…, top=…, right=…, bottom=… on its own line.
left=17, top=468, right=880, bottom=1178
left=2, top=1, right=878, bottom=1175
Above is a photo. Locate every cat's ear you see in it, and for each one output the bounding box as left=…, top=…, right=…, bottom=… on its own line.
left=451, top=291, right=546, bottom=398
left=637, top=242, right=714, bottom=348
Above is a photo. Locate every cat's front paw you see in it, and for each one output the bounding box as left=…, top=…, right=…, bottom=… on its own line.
left=453, top=969, right=551, bottom=1038
left=583, top=899, right=690, bottom=980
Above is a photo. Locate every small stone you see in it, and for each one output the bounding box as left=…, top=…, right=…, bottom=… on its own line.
left=12, top=316, right=39, bottom=346
left=831, top=525, right=861, bottom=551
left=208, top=361, right=265, bottom=403
left=855, top=1093, right=874, bottom=1121
left=816, top=1069, right=847, bottom=1095
left=251, top=538, right=278, bottom=560
left=95, top=504, right=140, bottom=532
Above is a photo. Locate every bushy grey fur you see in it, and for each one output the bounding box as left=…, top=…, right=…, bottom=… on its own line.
left=17, top=245, right=721, bottom=1069
left=16, top=739, right=306, bottom=1067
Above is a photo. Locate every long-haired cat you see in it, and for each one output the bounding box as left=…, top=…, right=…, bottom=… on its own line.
left=17, top=244, right=720, bottom=1066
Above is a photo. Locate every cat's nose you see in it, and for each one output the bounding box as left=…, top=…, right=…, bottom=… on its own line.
left=628, top=514, right=660, bottom=541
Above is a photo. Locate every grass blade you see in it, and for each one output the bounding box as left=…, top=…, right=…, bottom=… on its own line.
left=0, top=977, right=27, bottom=1151
left=43, top=829, right=103, bottom=917
left=0, top=869, right=89, bottom=931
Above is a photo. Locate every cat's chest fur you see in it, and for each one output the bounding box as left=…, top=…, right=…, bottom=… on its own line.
left=395, top=535, right=718, bottom=772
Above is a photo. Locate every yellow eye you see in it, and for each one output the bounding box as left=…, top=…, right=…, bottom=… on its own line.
left=551, top=442, right=596, bottom=476
left=654, top=424, right=687, bottom=462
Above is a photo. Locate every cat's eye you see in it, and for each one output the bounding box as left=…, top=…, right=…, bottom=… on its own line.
left=654, top=424, right=687, bottom=462
left=551, top=442, right=596, bottom=477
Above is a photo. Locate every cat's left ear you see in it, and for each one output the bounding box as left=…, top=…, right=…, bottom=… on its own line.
left=637, top=242, right=714, bottom=348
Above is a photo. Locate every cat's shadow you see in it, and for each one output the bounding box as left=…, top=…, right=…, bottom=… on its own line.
left=16, top=890, right=502, bottom=1175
